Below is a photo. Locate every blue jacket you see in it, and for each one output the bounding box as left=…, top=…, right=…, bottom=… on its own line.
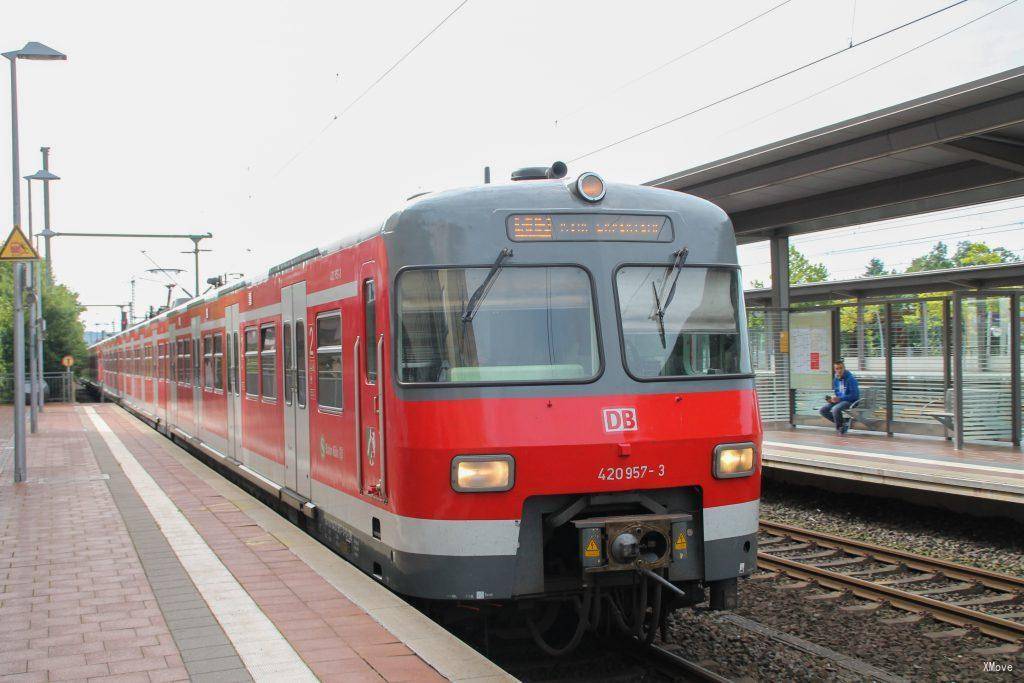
left=833, top=370, right=860, bottom=403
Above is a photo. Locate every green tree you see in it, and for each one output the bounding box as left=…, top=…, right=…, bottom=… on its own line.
left=789, top=245, right=829, bottom=284
left=748, top=246, right=828, bottom=290
left=952, top=240, right=1020, bottom=267
left=41, top=277, right=87, bottom=372
left=906, top=240, right=1019, bottom=273
left=0, top=263, right=87, bottom=377
left=863, top=257, right=896, bottom=277
left=906, top=242, right=955, bottom=272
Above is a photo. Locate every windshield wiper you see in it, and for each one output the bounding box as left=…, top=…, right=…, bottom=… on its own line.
left=651, top=281, right=666, bottom=348
left=660, top=247, right=689, bottom=312
left=649, top=247, right=689, bottom=349
left=462, top=248, right=513, bottom=323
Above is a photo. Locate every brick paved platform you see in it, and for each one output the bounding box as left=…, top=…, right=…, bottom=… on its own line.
left=0, top=404, right=511, bottom=682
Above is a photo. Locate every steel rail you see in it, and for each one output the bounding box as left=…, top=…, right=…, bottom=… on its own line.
left=646, top=643, right=732, bottom=683
left=760, top=521, right=1024, bottom=593
left=757, top=524, right=1024, bottom=643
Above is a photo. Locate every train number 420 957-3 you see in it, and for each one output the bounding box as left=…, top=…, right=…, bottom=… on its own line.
left=597, top=464, right=665, bottom=481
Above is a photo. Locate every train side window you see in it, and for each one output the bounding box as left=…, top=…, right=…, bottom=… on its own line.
left=213, top=333, right=224, bottom=391
left=170, top=340, right=176, bottom=383
left=225, top=332, right=233, bottom=393
left=231, top=331, right=240, bottom=395
left=181, top=339, right=191, bottom=385
left=193, top=339, right=200, bottom=386
left=179, top=341, right=186, bottom=384
left=260, top=324, right=277, bottom=400
left=203, top=335, right=214, bottom=390
left=244, top=328, right=259, bottom=397
left=283, top=322, right=293, bottom=406
left=363, top=279, right=376, bottom=384
left=316, top=311, right=342, bottom=411
left=295, top=321, right=307, bottom=408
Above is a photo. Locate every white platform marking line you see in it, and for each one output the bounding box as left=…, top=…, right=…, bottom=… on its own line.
left=763, top=440, right=1024, bottom=476
left=83, top=407, right=315, bottom=682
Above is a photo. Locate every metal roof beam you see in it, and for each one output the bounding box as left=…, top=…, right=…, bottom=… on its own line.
left=743, top=262, right=1024, bottom=303
left=731, top=161, right=1020, bottom=237
left=735, top=176, right=1024, bottom=244
left=654, top=91, right=1024, bottom=198
left=938, top=135, right=1024, bottom=175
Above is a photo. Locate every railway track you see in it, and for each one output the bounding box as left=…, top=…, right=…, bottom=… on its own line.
left=757, top=520, right=1024, bottom=644
left=645, top=643, right=732, bottom=682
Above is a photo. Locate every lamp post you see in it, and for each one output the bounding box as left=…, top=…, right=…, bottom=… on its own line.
left=25, top=164, right=58, bottom=419
left=4, top=41, right=66, bottom=483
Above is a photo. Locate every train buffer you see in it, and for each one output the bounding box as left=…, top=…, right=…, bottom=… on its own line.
left=0, top=403, right=513, bottom=682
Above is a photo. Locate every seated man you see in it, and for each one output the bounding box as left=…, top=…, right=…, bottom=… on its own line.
left=819, top=360, right=860, bottom=434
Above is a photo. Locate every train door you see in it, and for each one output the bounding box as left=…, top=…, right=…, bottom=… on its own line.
left=225, top=304, right=242, bottom=464
left=156, top=340, right=167, bottom=426
left=168, top=325, right=177, bottom=430
left=191, top=318, right=201, bottom=437
left=357, top=262, right=386, bottom=500
left=281, top=282, right=311, bottom=498
left=148, top=341, right=157, bottom=417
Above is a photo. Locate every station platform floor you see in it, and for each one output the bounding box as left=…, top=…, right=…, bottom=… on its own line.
left=762, top=426, right=1024, bottom=510
left=0, top=403, right=512, bottom=683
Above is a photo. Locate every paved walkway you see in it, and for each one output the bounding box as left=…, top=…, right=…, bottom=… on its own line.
left=0, top=404, right=510, bottom=682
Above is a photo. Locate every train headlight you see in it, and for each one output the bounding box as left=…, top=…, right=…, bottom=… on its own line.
left=575, top=172, right=606, bottom=202
left=713, top=443, right=757, bottom=479
left=451, top=455, right=515, bottom=492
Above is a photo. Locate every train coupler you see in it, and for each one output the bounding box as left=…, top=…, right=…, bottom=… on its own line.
left=573, top=512, right=693, bottom=572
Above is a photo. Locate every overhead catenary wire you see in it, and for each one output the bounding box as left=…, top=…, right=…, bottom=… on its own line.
left=271, top=0, right=471, bottom=181
left=554, top=0, right=796, bottom=125
left=791, top=201, right=1024, bottom=245
left=569, top=0, right=971, bottom=162
left=723, top=0, right=1020, bottom=136
left=140, top=249, right=192, bottom=298
left=743, top=219, right=1024, bottom=267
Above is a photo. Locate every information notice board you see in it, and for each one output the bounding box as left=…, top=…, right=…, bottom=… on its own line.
left=789, top=310, right=833, bottom=390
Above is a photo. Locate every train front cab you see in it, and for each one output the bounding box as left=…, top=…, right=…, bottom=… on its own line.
left=381, top=178, right=760, bottom=632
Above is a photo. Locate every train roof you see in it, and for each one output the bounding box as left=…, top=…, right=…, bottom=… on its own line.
left=89, top=176, right=730, bottom=349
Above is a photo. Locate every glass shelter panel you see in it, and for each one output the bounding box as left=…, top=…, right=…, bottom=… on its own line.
left=960, top=295, right=1014, bottom=444
left=889, top=301, right=947, bottom=434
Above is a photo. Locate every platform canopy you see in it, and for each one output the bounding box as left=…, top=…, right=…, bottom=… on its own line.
left=646, top=66, right=1024, bottom=245
left=744, top=261, right=1024, bottom=304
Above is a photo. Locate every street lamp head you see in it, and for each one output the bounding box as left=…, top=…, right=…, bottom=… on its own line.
left=24, top=169, right=60, bottom=181
left=5, top=42, right=67, bottom=61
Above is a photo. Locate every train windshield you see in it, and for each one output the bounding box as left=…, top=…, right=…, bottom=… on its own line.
left=397, top=266, right=599, bottom=384
left=616, top=266, right=744, bottom=379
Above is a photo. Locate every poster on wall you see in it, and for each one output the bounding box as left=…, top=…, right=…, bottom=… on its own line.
left=789, top=310, right=832, bottom=389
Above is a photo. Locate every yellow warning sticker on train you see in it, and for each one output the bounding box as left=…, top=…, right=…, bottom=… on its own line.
left=674, top=532, right=687, bottom=551
left=584, top=538, right=600, bottom=558
left=0, top=226, right=39, bottom=261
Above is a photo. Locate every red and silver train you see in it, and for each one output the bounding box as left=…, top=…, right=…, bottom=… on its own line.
left=88, top=163, right=761, bottom=649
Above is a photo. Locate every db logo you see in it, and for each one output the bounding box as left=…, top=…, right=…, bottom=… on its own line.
left=602, top=407, right=638, bottom=433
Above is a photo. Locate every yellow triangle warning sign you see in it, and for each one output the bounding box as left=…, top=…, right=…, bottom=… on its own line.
left=674, top=532, right=688, bottom=552
left=0, top=226, right=39, bottom=261
left=584, top=538, right=600, bottom=558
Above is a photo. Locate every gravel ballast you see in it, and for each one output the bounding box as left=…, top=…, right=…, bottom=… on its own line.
left=760, top=478, right=1024, bottom=577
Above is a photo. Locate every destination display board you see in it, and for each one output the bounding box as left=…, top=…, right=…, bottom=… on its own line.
left=507, top=214, right=672, bottom=242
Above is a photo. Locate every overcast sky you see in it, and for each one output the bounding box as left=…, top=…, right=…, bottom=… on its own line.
left=2, top=0, right=1022, bottom=332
